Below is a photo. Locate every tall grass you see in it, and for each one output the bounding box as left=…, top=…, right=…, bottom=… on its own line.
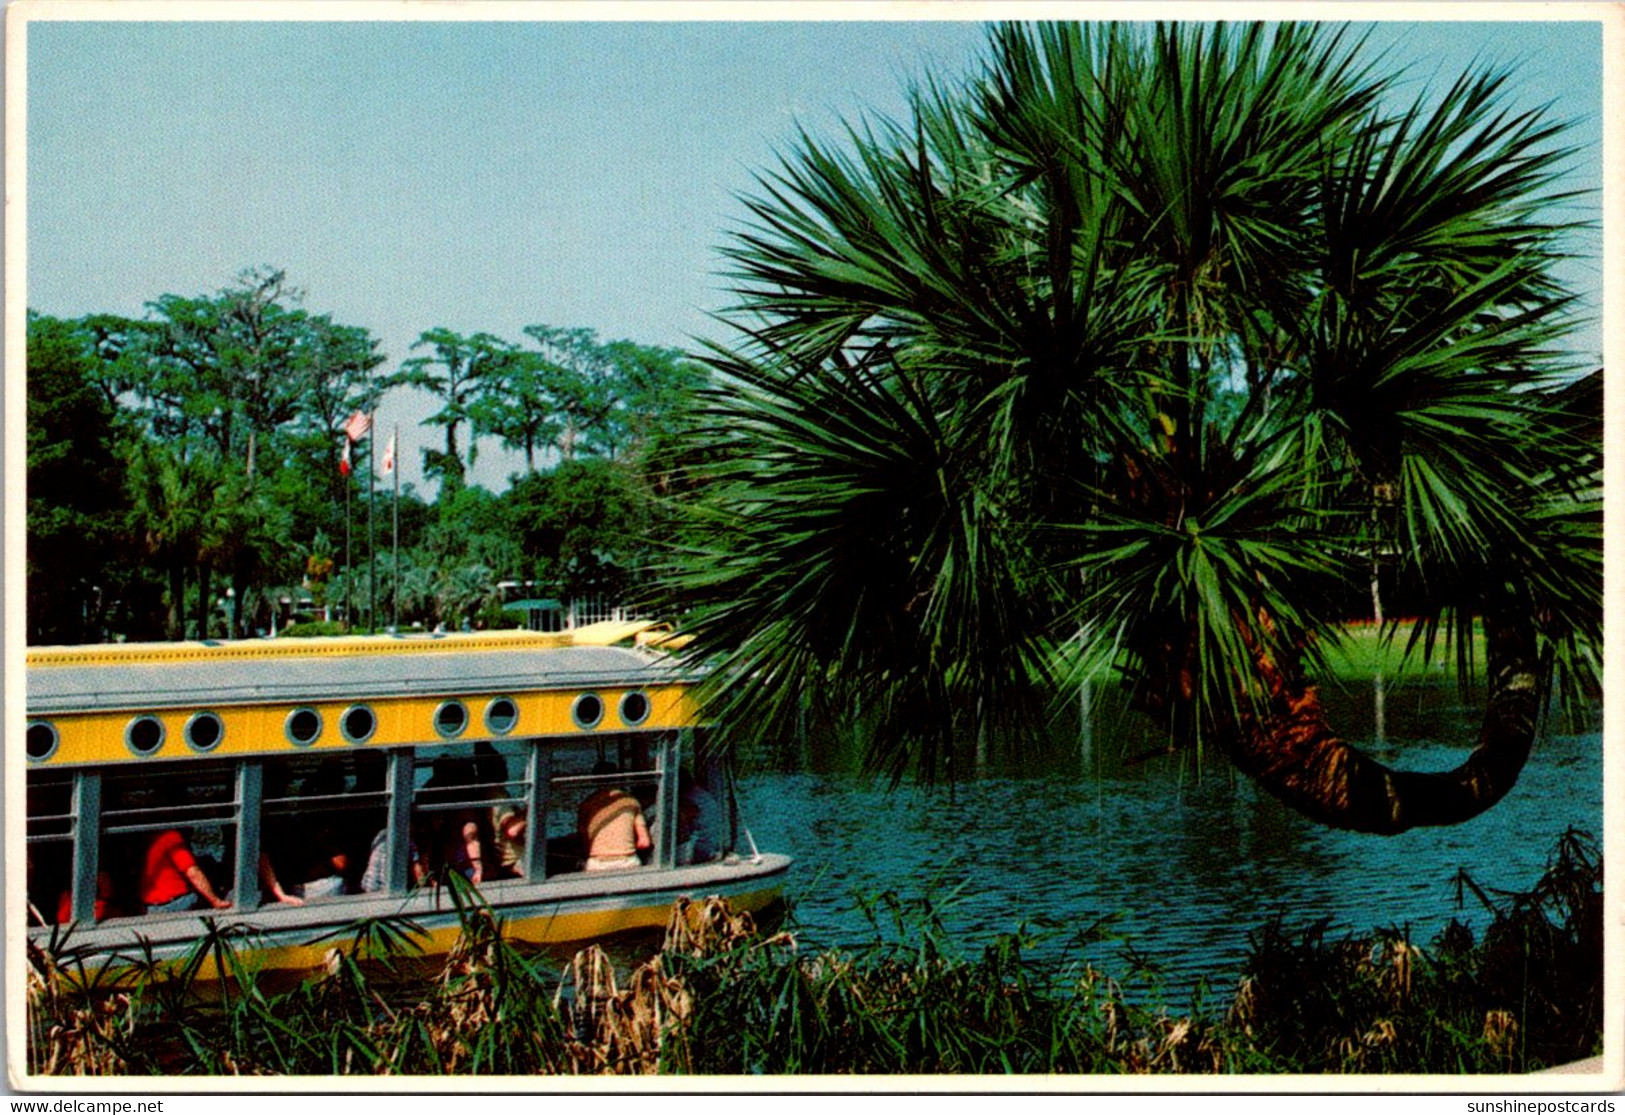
left=28, top=830, right=1601, bottom=1076
left=1231, top=828, right=1602, bottom=1072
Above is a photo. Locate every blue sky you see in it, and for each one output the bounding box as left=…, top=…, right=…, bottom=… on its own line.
left=25, top=12, right=1605, bottom=493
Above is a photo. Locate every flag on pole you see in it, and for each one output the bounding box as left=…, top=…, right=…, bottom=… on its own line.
left=344, top=410, right=372, bottom=443
left=339, top=438, right=352, bottom=477
left=380, top=430, right=396, bottom=476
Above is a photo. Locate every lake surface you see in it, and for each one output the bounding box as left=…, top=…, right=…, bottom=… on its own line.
left=736, top=677, right=1603, bottom=1003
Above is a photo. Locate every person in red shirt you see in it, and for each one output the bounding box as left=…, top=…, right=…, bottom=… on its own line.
left=55, top=870, right=112, bottom=924
left=141, top=829, right=230, bottom=914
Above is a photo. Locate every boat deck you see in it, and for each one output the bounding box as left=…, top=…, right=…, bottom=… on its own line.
left=32, top=854, right=793, bottom=971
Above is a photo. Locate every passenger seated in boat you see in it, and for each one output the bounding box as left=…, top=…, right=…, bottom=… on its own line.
left=141, top=828, right=231, bottom=914
left=360, top=828, right=426, bottom=892
left=676, top=770, right=723, bottom=866
left=425, top=757, right=495, bottom=884
left=475, top=742, right=526, bottom=880
left=491, top=804, right=527, bottom=879
left=258, top=845, right=349, bottom=906
left=578, top=762, right=651, bottom=871
left=258, top=765, right=353, bottom=905
left=451, top=815, right=486, bottom=882
left=54, top=870, right=114, bottom=924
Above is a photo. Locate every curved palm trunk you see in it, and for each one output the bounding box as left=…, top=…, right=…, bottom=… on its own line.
left=1225, top=609, right=1539, bottom=835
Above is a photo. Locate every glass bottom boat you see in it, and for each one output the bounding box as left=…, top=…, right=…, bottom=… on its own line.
left=24, top=625, right=790, bottom=979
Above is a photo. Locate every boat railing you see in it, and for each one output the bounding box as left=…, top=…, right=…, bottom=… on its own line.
left=550, top=770, right=658, bottom=790
left=265, top=790, right=389, bottom=810
left=103, top=803, right=237, bottom=836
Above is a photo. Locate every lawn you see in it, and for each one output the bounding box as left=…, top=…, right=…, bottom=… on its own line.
left=1318, top=619, right=1484, bottom=683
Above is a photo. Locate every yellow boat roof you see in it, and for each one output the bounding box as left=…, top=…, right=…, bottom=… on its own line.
left=26, top=627, right=693, bottom=716
left=26, top=622, right=670, bottom=670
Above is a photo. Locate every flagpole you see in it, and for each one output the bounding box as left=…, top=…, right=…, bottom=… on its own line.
left=368, top=416, right=377, bottom=634
left=392, top=424, right=401, bottom=630
left=343, top=452, right=351, bottom=629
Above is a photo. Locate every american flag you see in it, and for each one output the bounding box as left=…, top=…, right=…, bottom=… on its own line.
left=344, top=410, right=372, bottom=443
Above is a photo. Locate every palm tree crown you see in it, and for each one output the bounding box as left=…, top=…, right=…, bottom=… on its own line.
left=664, top=22, right=1599, bottom=829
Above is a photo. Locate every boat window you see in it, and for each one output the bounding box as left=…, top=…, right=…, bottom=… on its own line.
left=98, top=761, right=238, bottom=919
left=542, top=736, right=663, bottom=875
left=434, top=700, right=469, bottom=740
left=26, top=769, right=75, bottom=925
left=411, top=739, right=534, bottom=884
left=570, top=693, right=604, bottom=730
left=284, top=707, right=323, bottom=747
left=618, top=691, right=651, bottom=727
left=184, top=711, right=225, bottom=753
left=340, top=704, right=377, bottom=744
left=483, top=696, right=519, bottom=736
left=124, top=715, right=165, bottom=757
left=26, top=721, right=59, bottom=764
left=261, top=752, right=389, bottom=906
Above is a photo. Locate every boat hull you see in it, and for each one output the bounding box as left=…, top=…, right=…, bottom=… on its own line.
left=31, top=854, right=791, bottom=982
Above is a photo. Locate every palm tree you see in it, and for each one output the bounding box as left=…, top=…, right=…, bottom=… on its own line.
left=664, top=22, right=1600, bottom=832
left=393, top=555, right=438, bottom=629
left=435, top=561, right=500, bottom=630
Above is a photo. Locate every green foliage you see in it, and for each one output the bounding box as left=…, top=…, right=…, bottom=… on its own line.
left=28, top=262, right=700, bottom=644
left=26, top=313, right=133, bottom=644
left=26, top=831, right=1600, bottom=1076
left=507, top=458, right=650, bottom=600
left=123, top=268, right=384, bottom=479
left=29, top=269, right=388, bottom=644
left=281, top=621, right=348, bottom=638
left=665, top=21, right=1600, bottom=782
left=466, top=324, right=708, bottom=475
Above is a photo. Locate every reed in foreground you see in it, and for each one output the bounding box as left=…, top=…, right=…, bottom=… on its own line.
left=27, top=830, right=1601, bottom=1076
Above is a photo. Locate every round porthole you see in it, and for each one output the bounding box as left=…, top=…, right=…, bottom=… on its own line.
left=285, top=707, right=323, bottom=747
left=571, top=692, right=604, bottom=730
left=618, top=691, right=650, bottom=727
left=434, top=699, right=468, bottom=739
left=26, top=721, right=59, bottom=763
left=484, top=696, right=519, bottom=736
left=184, top=711, right=225, bottom=753
left=125, top=715, right=165, bottom=757
left=341, top=704, right=377, bottom=744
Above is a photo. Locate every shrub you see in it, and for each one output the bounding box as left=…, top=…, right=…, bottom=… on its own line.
left=280, top=621, right=348, bottom=638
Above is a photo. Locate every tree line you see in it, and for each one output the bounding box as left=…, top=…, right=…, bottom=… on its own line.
left=26, top=266, right=704, bottom=645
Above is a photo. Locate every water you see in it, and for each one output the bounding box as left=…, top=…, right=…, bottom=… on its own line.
left=737, top=679, right=1603, bottom=1003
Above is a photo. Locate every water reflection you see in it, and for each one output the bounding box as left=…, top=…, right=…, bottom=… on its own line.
left=740, top=682, right=1602, bottom=1003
